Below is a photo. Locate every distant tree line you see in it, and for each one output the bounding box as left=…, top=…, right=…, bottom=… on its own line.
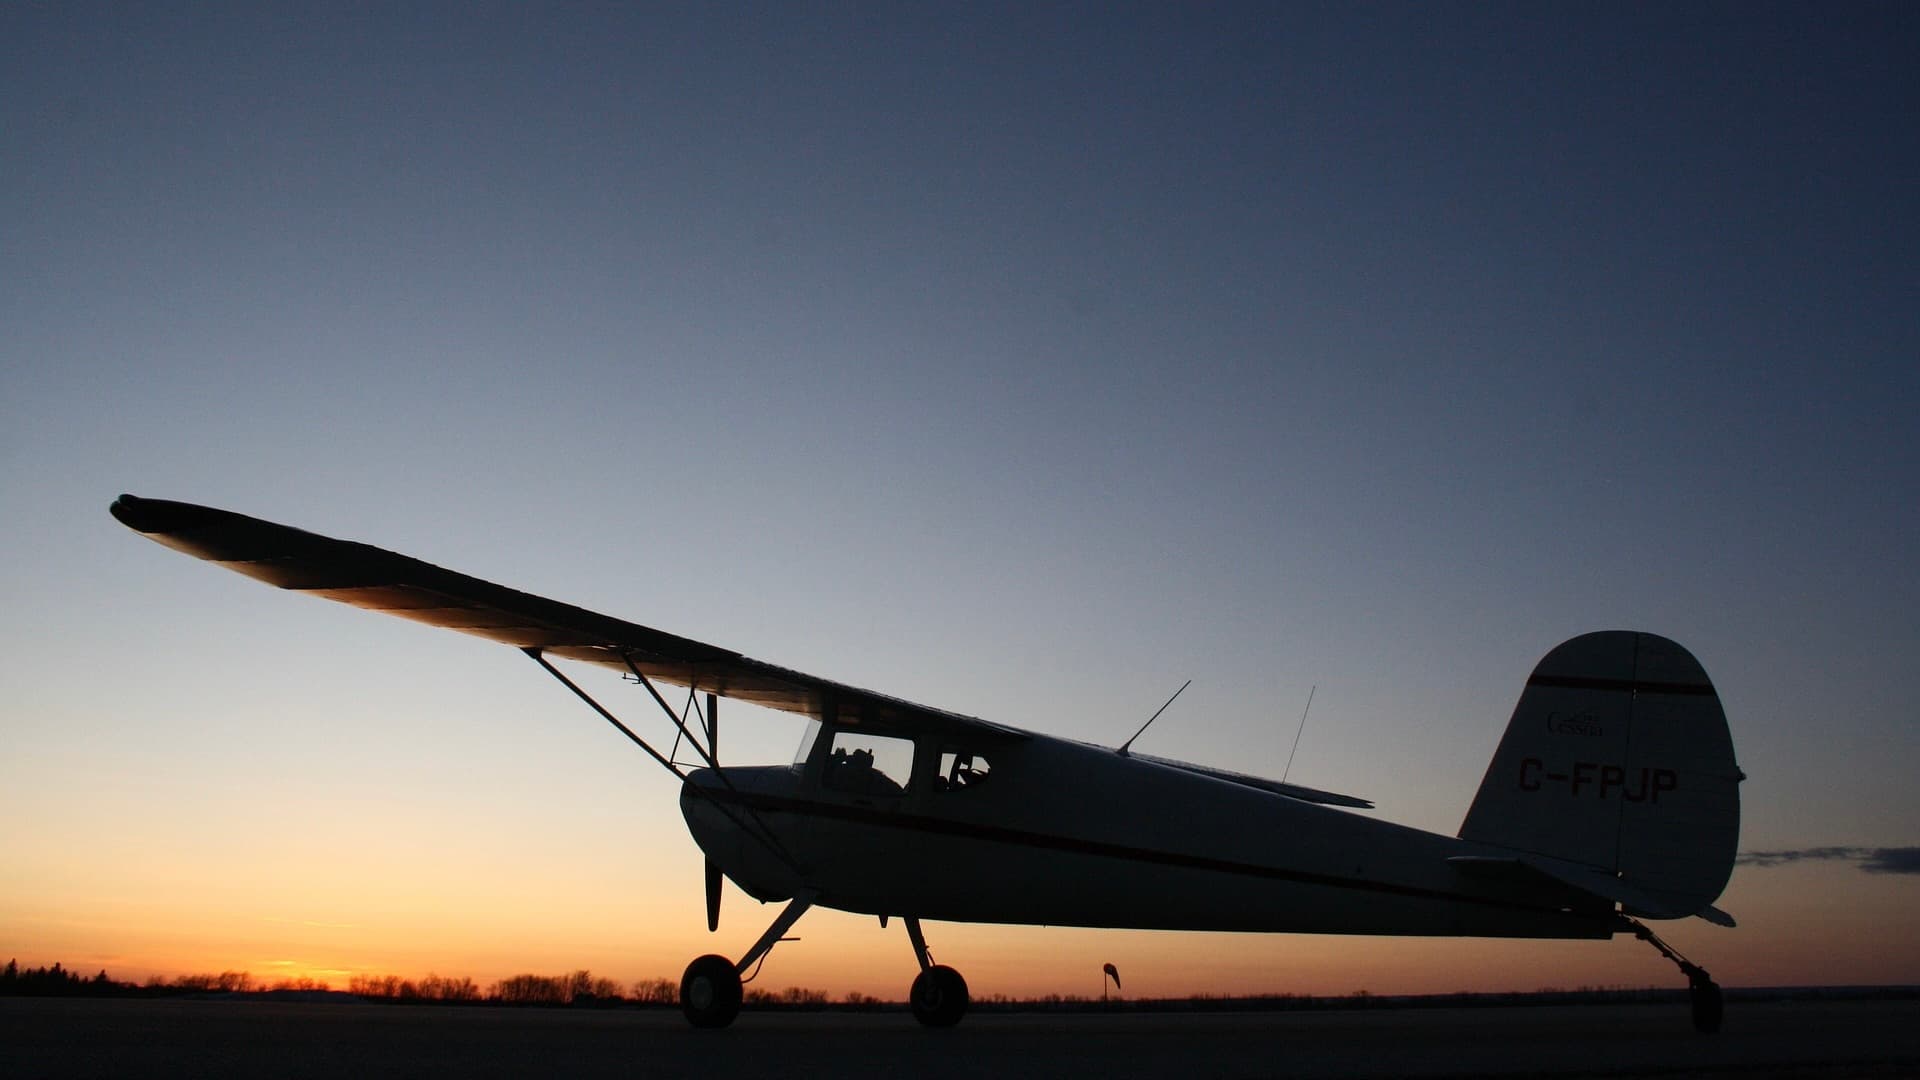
left=1, top=960, right=123, bottom=997
left=3, top=958, right=870, bottom=1007
left=14, top=959, right=1912, bottom=1010
left=1, top=959, right=811, bottom=1007
left=1, top=961, right=343, bottom=998
left=347, top=973, right=483, bottom=1002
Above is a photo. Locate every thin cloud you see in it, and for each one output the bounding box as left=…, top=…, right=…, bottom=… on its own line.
left=258, top=917, right=360, bottom=929
left=1861, top=847, right=1920, bottom=874
left=1737, top=846, right=1920, bottom=874
left=1737, top=847, right=1868, bottom=867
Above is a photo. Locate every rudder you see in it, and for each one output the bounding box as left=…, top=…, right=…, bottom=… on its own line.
left=1459, top=631, right=1741, bottom=920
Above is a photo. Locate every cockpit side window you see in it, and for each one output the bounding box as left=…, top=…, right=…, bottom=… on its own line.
left=821, top=730, right=915, bottom=797
left=934, top=749, right=991, bottom=792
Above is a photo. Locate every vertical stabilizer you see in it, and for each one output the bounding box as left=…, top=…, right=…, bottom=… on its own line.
left=1459, top=631, right=1741, bottom=919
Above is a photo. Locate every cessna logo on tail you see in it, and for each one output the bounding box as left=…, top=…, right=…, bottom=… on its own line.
left=1519, top=757, right=1677, bottom=802
left=1546, top=711, right=1605, bottom=737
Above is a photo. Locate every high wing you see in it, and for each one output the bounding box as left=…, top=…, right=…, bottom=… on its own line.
left=110, top=495, right=1025, bottom=742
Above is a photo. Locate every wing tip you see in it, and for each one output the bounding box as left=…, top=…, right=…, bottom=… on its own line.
left=112, top=493, right=230, bottom=535
left=109, top=493, right=145, bottom=529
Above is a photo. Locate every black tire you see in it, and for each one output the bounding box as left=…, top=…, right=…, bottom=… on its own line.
left=681, top=954, right=742, bottom=1029
left=909, top=965, right=968, bottom=1028
left=1690, top=978, right=1723, bottom=1034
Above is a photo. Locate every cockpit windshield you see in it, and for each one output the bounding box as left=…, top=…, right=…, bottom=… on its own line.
left=790, top=719, right=822, bottom=772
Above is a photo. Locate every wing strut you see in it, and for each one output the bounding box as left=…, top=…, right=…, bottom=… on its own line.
left=619, top=653, right=729, bottom=778
left=521, top=648, right=801, bottom=875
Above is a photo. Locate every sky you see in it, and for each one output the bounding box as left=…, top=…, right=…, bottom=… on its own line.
left=3, top=3, right=1916, bottom=999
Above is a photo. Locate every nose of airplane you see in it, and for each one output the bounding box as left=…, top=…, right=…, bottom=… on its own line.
left=680, top=766, right=722, bottom=798
left=678, top=771, right=727, bottom=849
left=678, top=767, right=747, bottom=838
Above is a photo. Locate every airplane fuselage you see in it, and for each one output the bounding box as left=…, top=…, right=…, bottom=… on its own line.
left=682, top=728, right=1613, bottom=940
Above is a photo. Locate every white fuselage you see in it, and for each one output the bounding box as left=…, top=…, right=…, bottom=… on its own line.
left=681, top=730, right=1613, bottom=940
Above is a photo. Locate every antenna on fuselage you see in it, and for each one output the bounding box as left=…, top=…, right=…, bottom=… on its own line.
left=1117, top=679, right=1191, bottom=757
left=1280, top=684, right=1316, bottom=784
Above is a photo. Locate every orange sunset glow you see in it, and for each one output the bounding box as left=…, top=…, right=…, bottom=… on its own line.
left=9, top=694, right=1918, bottom=1002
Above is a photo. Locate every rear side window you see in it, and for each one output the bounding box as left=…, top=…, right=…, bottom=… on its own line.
left=935, top=750, right=991, bottom=792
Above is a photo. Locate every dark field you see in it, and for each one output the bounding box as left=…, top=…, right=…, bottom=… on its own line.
left=4, top=997, right=1916, bottom=1079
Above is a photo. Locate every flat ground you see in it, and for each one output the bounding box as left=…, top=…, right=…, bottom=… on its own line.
left=3, top=997, right=1915, bottom=1079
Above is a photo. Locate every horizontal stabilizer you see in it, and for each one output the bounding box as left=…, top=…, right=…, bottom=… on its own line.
left=1448, top=854, right=1736, bottom=926
left=1134, top=752, right=1372, bottom=809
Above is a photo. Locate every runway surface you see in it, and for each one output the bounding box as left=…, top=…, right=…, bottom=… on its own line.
left=4, top=997, right=1916, bottom=1079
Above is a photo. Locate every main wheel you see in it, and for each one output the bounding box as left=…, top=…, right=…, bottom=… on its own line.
left=1690, top=977, right=1723, bottom=1034
left=681, top=954, right=742, bottom=1028
left=909, top=964, right=968, bottom=1028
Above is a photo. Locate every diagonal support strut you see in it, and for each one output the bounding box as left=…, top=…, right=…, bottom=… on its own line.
left=521, top=648, right=802, bottom=875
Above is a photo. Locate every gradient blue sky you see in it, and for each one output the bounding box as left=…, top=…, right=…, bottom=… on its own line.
left=4, top=3, right=1916, bottom=996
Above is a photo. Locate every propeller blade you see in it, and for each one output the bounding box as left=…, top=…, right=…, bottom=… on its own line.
left=705, top=859, right=723, bottom=932
left=701, top=693, right=723, bottom=932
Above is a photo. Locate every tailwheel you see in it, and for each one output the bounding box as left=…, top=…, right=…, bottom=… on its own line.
left=1622, top=916, right=1723, bottom=1034
left=1689, top=973, right=1724, bottom=1034
left=680, top=954, right=742, bottom=1029
left=910, top=964, right=968, bottom=1027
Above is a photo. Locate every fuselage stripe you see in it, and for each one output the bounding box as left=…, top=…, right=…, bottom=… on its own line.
left=1526, top=674, right=1716, bottom=696
left=696, top=788, right=1609, bottom=924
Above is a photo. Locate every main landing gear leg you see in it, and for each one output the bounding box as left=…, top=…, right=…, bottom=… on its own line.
left=903, top=916, right=968, bottom=1028
left=1621, top=916, right=1723, bottom=1034
left=680, top=889, right=815, bottom=1029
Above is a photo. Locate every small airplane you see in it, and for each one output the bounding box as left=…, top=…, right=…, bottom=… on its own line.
left=110, top=495, right=1743, bottom=1031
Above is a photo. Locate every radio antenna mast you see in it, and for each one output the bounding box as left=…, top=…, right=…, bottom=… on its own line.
left=1117, top=679, right=1191, bottom=757
left=1281, top=685, right=1316, bottom=784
